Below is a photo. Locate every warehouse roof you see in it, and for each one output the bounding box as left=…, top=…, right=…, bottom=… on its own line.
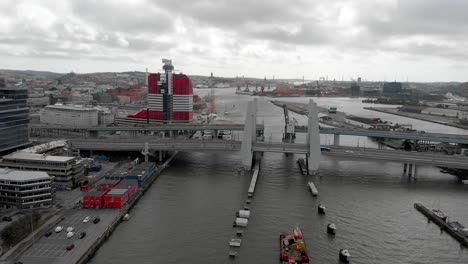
left=0, top=168, right=50, bottom=182
left=2, top=152, right=75, bottom=162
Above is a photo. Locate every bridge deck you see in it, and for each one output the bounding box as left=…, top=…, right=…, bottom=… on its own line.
left=68, top=138, right=468, bottom=169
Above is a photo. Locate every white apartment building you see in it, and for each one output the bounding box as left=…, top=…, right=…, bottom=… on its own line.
left=0, top=168, right=52, bottom=209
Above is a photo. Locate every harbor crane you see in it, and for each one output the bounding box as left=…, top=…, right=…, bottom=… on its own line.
left=282, top=104, right=297, bottom=143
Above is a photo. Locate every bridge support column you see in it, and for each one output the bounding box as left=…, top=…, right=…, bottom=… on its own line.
left=307, top=100, right=321, bottom=175
left=403, top=163, right=408, bottom=173
left=408, top=163, right=413, bottom=176
left=241, top=99, right=257, bottom=169
left=413, top=164, right=418, bottom=178
left=333, top=134, right=340, bottom=146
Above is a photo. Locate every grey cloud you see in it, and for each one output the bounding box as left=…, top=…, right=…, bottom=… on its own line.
left=70, top=0, right=174, bottom=34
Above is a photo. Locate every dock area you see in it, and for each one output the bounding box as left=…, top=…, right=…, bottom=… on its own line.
left=365, top=107, right=468, bottom=130
left=247, top=163, right=260, bottom=197
left=414, top=203, right=468, bottom=247
left=13, top=152, right=179, bottom=264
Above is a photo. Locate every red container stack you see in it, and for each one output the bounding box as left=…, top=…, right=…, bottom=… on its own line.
left=103, top=179, right=138, bottom=208
left=83, top=190, right=108, bottom=208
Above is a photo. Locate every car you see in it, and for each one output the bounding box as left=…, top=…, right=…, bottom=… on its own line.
left=67, top=231, right=75, bottom=238
left=55, top=226, right=64, bottom=233
left=2, top=216, right=12, bottom=222
left=78, top=232, right=86, bottom=239
left=44, top=231, right=52, bottom=237
left=83, top=216, right=91, bottom=223
left=320, top=146, right=331, bottom=152
left=66, top=226, right=74, bottom=232
left=93, top=217, right=100, bottom=224
left=66, top=244, right=74, bottom=251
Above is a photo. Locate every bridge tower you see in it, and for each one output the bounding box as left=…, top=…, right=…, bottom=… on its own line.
left=241, top=98, right=257, bottom=169
left=307, top=99, right=321, bottom=174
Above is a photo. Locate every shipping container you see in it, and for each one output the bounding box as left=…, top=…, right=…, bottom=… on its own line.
left=83, top=190, right=108, bottom=208
left=99, top=179, right=121, bottom=192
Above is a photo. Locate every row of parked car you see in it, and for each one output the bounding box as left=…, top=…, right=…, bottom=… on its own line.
left=44, top=216, right=101, bottom=251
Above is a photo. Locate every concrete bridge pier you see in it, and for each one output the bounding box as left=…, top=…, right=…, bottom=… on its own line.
left=408, top=163, right=413, bottom=176
left=334, top=134, right=340, bottom=146
left=241, top=99, right=257, bottom=169
left=403, top=163, right=408, bottom=173
left=307, top=100, right=321, bottom=175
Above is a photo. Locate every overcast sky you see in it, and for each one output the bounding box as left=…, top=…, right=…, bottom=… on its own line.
left=1, top=0, right=467, bottom=82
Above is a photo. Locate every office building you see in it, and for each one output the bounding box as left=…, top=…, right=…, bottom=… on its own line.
left=40, top=105, right=99, bottom=127
left=0, top=152, right=84, bottom=188
left=0, top=168, right=52, bottom=209
left=0, top=85, right=30, bottom=153
left=128, top=59, right=193, bottom=122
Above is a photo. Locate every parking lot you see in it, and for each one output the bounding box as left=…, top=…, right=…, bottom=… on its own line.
left=18, top=208, right=120, bottom=264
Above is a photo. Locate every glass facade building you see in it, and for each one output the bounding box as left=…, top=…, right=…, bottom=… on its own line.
left=0, top=86, right=30, bottom=152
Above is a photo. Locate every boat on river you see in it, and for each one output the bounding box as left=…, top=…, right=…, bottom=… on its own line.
left=122, top=214, right=131, bottom=221
left=279, top=225, right=309, bottom=263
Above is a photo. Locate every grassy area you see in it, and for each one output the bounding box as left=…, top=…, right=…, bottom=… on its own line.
left=1, top=211, right=42, bottom=248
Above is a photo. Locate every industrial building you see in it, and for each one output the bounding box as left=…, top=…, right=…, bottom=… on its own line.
left=128, top=59, right=194, bottom=122
left=421, top=107, right=460, bottom=118
left=40, top=104, right=115, bottom=127
left=0, top=168, right=52, bottom=209
left=0, top=85, right=30, bottom=153
left=0, top=152, right=84, bottom=188
left=459, top=111, right=468, bottom=125
left=350, top=82, right=360, bottom=97
left=383, top=82, right=403, bottom=96
left=104, top=179, right=138, bottom=208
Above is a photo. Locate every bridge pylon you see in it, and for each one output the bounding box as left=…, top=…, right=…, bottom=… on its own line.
left=241, top=99, right=257, bottom=169
left=307, top=99, right=321, bottom=174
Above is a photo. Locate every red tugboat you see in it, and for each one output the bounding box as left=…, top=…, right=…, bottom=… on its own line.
left=279, top=225, right=309, bottom=263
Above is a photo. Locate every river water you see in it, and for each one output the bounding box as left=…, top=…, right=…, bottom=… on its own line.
left=90, top=88, right=468, bottom=264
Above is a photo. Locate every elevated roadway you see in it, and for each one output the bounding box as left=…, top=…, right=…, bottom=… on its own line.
left=31, top=124, right=265, bottom=132
left=296, top=126, right=468, bottom=144
left=68, top=138, right=468, bottom=169
left=30, top=124, right=468, bottom=144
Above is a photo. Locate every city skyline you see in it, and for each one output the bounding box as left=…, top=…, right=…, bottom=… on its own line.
left=1, top=0, right=468, bottom=82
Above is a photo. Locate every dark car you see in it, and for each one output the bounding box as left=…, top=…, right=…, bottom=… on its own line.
left=93, top=217, right=100, bottom=224
left=66, top=244, right=74, bottom=251
left=78, top=232, right=86, bottom=239
left=44, top=231, right=53, bottom=237
left=2, top=216, right=12, bottom=222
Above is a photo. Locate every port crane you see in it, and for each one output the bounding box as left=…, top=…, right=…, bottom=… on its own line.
left=282, top=104, right=297, bottom=143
